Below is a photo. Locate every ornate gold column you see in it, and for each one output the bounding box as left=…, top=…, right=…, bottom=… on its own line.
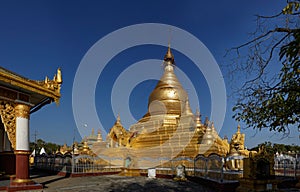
left=11, top=103, right=33, bottom=185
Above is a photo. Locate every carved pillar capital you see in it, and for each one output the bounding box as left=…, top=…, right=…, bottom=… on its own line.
left=15, top=104, right=30, bottom=119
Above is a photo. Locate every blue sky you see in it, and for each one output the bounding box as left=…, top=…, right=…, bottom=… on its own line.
left=0, top=0, right=298, bottom=148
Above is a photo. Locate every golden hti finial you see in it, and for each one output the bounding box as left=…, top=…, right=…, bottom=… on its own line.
left=164, top=43, right=175, bottom=64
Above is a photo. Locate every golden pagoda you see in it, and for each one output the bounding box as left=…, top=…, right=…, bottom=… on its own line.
left=91, top=45, right=231, bottom=170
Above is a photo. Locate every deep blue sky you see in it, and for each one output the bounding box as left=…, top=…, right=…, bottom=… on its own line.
left=0, top=0, right=298, bottom=148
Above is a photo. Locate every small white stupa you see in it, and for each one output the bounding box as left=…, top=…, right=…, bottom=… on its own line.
left=31, top=149, right=36, bottom=157
left=39, top=147, right=47, bottom=155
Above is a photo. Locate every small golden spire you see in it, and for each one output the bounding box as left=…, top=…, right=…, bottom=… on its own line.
left=194, top=108, right=202, bottom=126
left=237, top=124, right=241, bottom=133
left=211, top=122, right=215, bottom=129
left=164, top=43, right=174, bottom=64
left=83, top=141, right=89, bottom=152
left=97, top=129, right=103, bottom=142
left=116, top=114, right=121, bottom=124
left=184, top=99, right=193, bottom=115
left=45, top=76, right=49, bottom=83
left=195, top=108, right=201, bottom=118
left=56, top=67, right=62, bottom=84
left=204, top=116, right=209, bottom=126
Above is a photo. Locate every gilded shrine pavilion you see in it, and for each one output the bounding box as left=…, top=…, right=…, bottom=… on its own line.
left=0, top=67, right=62, bottom=190
left=85, top=46, right=249, bottom=172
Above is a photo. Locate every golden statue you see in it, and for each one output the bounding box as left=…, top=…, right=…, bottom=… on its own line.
left=226, top=124, right=250, bottom=171
left=229, top=124, right=249, bottom=156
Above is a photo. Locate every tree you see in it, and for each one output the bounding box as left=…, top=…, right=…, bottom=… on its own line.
left=29, top=139, right=61, bottom=154
left=229, top=1, right=300, bottom=135
left=36, top=139, right=46, bottom=148
left=250, top=142, right=300, bottom=153
left=45, top=142, right=61, bottom=154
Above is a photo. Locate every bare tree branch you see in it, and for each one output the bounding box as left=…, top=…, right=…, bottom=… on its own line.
left=226, top=3, right=300, bottom=134
left=255, top=12, right=283, bottom=19
left=231, top=28, right=297, bottom=51
left=242, top=33, right=291, bottom=87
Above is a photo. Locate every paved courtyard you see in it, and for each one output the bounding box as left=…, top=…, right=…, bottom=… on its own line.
left=31, top=174, right=214, bottom=192
left=1, top=170, right=299, bottom=192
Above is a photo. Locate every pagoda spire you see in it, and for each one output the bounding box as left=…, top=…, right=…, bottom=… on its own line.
left=143, top=44, right=188, bottom=117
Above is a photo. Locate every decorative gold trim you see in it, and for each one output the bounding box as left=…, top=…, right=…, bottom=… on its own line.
left=12, top=178, right=33, bottom=184
left=0, top=67, right=62, bottom=104
left=0, top=101, right=16, bottom=149
left=14, top=150, right=31, bottom=155
left=15, top=104, right=30, bottom=119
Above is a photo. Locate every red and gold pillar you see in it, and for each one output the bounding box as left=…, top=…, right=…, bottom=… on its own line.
left=11, top=103, right=33, bottom=185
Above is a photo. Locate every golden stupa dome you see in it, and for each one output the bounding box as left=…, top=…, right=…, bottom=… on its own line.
left=146, top=45, right=188, bottom=116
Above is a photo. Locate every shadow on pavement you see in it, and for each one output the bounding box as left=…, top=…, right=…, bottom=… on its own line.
left=30, top=168, right=70, bottom=188
left=108, top=178, right=215, bottom=192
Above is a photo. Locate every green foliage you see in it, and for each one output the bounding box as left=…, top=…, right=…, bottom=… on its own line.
left=30, top=138, right=61, bottom=154
left=250, top=141, right=275, bottom=154
left=232, top=2, right=300, bottom=133
left=250, top=141, right=300, bottom=153
left=233, top=30, right=300, bottom=132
